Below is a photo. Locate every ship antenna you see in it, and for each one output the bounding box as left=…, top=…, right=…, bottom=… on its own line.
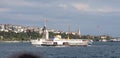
left=44, top=19, right=47, bottom=27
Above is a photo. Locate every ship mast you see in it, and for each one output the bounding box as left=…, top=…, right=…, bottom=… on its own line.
left=67, top=25, right=70, bottom=40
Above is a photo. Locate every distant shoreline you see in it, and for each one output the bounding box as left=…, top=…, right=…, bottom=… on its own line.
left=0, top=41, right=30, bottom=43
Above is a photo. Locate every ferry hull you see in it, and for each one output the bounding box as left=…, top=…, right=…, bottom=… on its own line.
left=30, top=39, right=89, bottom=46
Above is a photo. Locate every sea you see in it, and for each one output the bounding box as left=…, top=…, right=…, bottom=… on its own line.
left=0, top=42, right=120, bottom=58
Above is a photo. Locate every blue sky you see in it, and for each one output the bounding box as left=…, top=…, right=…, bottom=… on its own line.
left=0, top=0, right=120, bottom=37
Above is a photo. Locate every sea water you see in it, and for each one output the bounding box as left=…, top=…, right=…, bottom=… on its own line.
left=0, top=42, right=120, bottom=58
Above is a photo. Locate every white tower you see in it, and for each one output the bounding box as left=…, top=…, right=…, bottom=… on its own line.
left=45, top=29, right=49, bottom=39
left=42, top=26, right=49, bottom=40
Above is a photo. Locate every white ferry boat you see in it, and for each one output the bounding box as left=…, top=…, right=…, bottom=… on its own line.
left=30, top=26, right=91, bottom=46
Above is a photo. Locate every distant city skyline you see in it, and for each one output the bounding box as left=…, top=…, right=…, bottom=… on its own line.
left=0, top=0, right=120, bottom=37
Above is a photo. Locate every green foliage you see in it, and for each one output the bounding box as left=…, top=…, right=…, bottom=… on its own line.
left=49, top=32, right=81, bottom=39
left=0, top=31, right=111, bottom=41
left=49, top=32, right=55, bottom=38
left=0, top=31, right=41, bottom=41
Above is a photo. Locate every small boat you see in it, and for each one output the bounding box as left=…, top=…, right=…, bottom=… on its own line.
left=108, top=38, right=120, bottom=42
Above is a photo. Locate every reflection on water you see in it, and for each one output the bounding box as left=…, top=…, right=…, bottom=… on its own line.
left=0, top=42, right=120, bottom=58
